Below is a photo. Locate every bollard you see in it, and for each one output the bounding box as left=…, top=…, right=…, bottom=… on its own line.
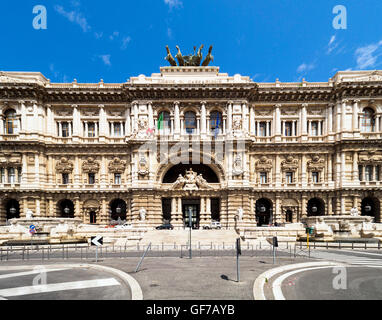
left=314, top=241, right=316, bottom=249
left=365, top=241, right=367, bottom=250
left=326, top=242, right=328, bottom=250
left=352, top=242, right=354, bottom=250
left=62, top=245, right=65, bottom=260
left=6, top=247, right=9, bottom=261
left=339, top=241, right=341, bottom=249
left=22, top=247, right=25, bottom=261
left=378, top=241, right=381, bottom=250
left=81, top=248, right=83, bottom=260
left=42, top=247, right=44, bottom=261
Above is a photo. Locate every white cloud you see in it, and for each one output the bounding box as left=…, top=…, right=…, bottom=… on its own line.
left=327, top=35, right=339, bottom=54
left=297, top=62, right=315, bottom=73
left=354, top=40, right=382, bottom=69
left=99, top=54, right=111, bottom=66
left=109, top=31, right=119, bottom=41
left=121, top=36, right=131, bottom=50
left=54, top=5, right=91, bottom=33
left=94, top=32, right=103, bottom=39
left=164, top=0, right=183, bottom=9
left=167, top=27, right=173, bottom=39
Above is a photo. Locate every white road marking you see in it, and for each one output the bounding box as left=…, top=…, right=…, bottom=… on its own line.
left=0, top=268, right=68, bottom=280
left=0, top=278, right=120, bottom=297
left=272, top=266, right=334, bottom=300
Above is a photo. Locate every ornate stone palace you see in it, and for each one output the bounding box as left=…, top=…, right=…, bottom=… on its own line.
left=0, top=67, right=382, bottom=228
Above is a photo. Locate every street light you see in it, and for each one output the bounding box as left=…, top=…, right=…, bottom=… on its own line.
left=64, top=207, right=70, bottom=216
left=259, top=205, right=266, bottom=213
left=311, top=206, right=318, bottom=213
left=365, top=205, right=372, bottom=213
left=188, top=207, right=192, bottom=259
left=9, top=206, right=16, bottom=216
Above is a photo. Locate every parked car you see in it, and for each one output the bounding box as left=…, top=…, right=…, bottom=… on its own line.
left=115, top=223, right=133, bottom=230
left=203, top=221, right=222, bottom=230
left=156, top=223, right=174, bottom=230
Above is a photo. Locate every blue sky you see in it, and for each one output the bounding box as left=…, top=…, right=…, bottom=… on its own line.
left=1, top=0, right=382, bottom=83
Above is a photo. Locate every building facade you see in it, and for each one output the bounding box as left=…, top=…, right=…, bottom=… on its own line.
left=0, top=67, right=382, bottom=228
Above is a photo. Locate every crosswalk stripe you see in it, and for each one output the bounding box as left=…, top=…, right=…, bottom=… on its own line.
left=0, top=268, right=68, bottom=280
left=0, top=278, right=120, bottom=297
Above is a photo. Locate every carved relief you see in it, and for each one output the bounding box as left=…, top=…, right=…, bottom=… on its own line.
left=172, top=169, right=212, bottom=190
left=281, top=156, right=299, bottom=171
left=307, top=155, right=325, bottom=171
left=138, top=155, right=149, bottom=176
left=232, top=154, right=244, bottom=176
left=82, top=157, right=100, bottom=173
left=108, top=157, right=126, bottom=173
left=359, top=151, right=382, bottom=164
left=55, top=157, right=74, bottom=173
left=255, top=156, right=273, bottom=172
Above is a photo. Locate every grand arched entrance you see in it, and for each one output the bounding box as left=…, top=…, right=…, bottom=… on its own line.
left=6, top=199, right=20, bottom=220
left=161, top=164, right=222, bottom=229
left=255, top=198, right=273, bottom=226
left=361, top=197, right=380, bottom=222
left=307, top=198, right=325, bottom=216
left=109, top=199, right=127, bottom=222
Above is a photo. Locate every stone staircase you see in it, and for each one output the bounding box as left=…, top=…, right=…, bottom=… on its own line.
left=138, top=229, right=239, bottom=247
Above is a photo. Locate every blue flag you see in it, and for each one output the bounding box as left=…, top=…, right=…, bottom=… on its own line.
left=214, top=113, right=220, bottom=138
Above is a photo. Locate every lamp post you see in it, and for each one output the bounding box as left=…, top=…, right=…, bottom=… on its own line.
left=188, top=207, right=192, bottom=259
left=9, top=206, right=16, bottom=217
left=64, top=207, right=70, bottom=217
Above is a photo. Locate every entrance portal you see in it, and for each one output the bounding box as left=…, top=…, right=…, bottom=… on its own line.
left=182, top=199, right=200, bottom=229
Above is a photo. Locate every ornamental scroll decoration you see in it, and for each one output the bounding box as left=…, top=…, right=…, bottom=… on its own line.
left=55, top=157, right=74, bottom=174
left=108, top=157, right=126, bottom=174
left=358, top=151, right=382, bottom=165
left=281, top=156, right=299, bottom=172
left=82, top=157, right=100, bottom=173
left=255, top=156, right=273, bottom=172
left=307, top=155, right=325, bottom=172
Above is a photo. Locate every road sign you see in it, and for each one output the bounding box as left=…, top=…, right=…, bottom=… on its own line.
left=91, top=236, right=103, bottom=246
left=29, top=225, right=36, bottom=234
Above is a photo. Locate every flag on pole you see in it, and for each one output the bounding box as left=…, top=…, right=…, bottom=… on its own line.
left=214, top=113, right=220, bottom=138
left=157, top=112, right=163, bottom=130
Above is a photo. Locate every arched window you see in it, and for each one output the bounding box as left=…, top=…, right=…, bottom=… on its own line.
left=184, top=111, right=196, bottom=134
left=209, top=111, right=223, bottom=135
left=362, top=108, right=375, bottom=132
left=4, top=109, right=19, bottom=134
left=158, top=111, right=171, bottom=134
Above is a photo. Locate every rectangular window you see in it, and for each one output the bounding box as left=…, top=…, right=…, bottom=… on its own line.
left=114, top=123, right=121, bottom=137
left=114, top=173, right=121, bottom=184
left=62, top=173, right=69, bottom=185
left=17, top=167, right=22, bottom=183
left=62, top=122, right=69, bottom=137
left=359, top=165, right=363, bottom=181
left=8, top=168, right=15, bottom=184
left=259, top=122, right=267, bottom=137
left=88, top=122, right=96, bottom=137
left=0, top=168, right=4, bottom=183
left=88, top=173, right=95, bottom=184
left=260, top=172, right=268, bottom=184
left=311, top=121, right=319, bottom=136
left=312, top=172, right=319, bottom=183
left=376, top=166, right=380, bottom=181
left=284, top=122, right=293, bottom=136
left=285, top=172, right=293, bottom=184
left=365, top=165, right=373, bottom=181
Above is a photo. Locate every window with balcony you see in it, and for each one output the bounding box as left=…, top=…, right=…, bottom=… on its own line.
left=62, top=173, right=69, bottom=185
left=158, top=111, right=171, bottom=134
left=4, top=109, right=19, bottom=134
left=284, top=121, right=293, bottom=136
left=259, top=172, right=268, bottom=184
left=285, top=172, right=293, bottom=184
left=185, top=111, right=196, bottom=134
left=209, top=111, right=223, bottom=135
left=88, top=173, right=95, bottom=184
left=114, top=173, right=121, bottom=184
left=361, top=108, right=375, bottom=132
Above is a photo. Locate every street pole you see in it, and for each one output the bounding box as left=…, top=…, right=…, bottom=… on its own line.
left=189, top=208, right=192, bottom=259
left=96, top=246, right=98, bottom=263
left=236, top=250, right=240, bottom=282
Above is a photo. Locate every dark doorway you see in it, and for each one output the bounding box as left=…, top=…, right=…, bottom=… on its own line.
left=211, top=198, right=220, bottom=221
left=182, top=198, right=200, bottom=229
left=6, top=199, right=20, bottom=220
left=361, top=197, right=380, bottom=222
left=255, top=198, right=273, bottom=226
left=163, top=164, right=219, bottom=183
left=286, top=210, right=293, bottom=223
left=307, top=198, right=325, bottom=216
left=162, top=198, right=172, bottom=223
left=89, top=211, right=97, bottom=224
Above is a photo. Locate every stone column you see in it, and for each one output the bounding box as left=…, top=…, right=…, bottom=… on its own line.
left=227, top=101, right=233, bottom=133
left=206, top=197, right=211, bottom=223
left=72, top=105, right=80, bottom=137
left=301, top=154, right=307, bottom=187
left=301, top=104, right=308, bottom=139
left=352, top=151, right=358, bottom=182
left=250, top=105, right=255, bottom=135
left=328, top=104, right=333, bottom=135
left=353, top=99, right=360, bottom=132
left=274, top=104, right=281, bottom=141
left=341, top=152, right=346, bottom=186
left=275, top=196, right=281, bottom=224
left=98, top=105, right=107, bottom=137
left=174, top=101, right=180, bottom=135
left=201, top=101, right=206, bottom=135
left=74, top=196, right=81, bottom=220
left=148, top=101, right=154, bottom=129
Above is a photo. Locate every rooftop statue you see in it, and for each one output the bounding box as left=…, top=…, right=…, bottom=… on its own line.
left=165, top=45, right=213, bottom=67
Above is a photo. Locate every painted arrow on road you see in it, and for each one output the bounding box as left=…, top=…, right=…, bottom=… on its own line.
left=91, top=236, right=103, bottom=246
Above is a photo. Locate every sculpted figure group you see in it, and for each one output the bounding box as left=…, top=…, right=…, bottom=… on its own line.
left=165, top=45, right=214, bottom=67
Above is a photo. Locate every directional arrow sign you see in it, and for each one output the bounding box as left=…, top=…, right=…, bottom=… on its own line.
left=91, top=236, right=103, bottom=246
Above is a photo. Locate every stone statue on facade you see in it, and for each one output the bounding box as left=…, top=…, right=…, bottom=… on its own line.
left=350, top=207, right=359, bottom=216
left=26, top=209, right=33, bottom=219
left=165, top=45, right=213, bottom=67
left=139, top=208, right=146, bottom=221
left=172, top=169, right=212, bottom=190
left=236, top=207, right=243, bottom=221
